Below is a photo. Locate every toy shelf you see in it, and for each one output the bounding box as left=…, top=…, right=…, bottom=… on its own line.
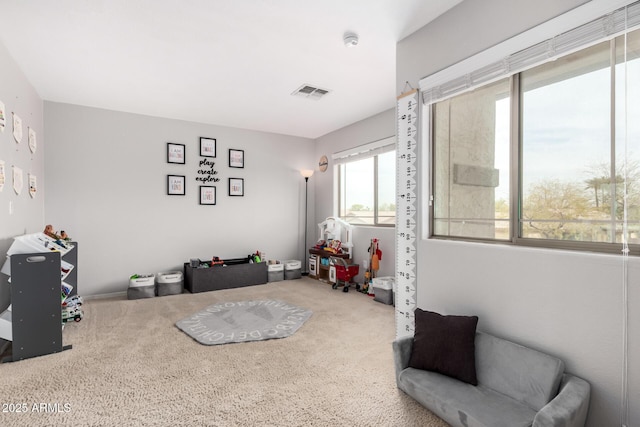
left=0, top=234, right=77, bottom=362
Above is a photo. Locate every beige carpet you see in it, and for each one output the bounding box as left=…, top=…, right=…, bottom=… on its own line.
left=0, top=278, right=449, bottom=427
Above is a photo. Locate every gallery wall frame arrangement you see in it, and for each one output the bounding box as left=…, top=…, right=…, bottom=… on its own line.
left=199, top=186, right=216, bottom=205
left=167, top=143, right=185, bottom=164
left=167, top=175, right=186, bottom=196
left=229, top=149, right=244, bottom=168
left=229, top=178, right=244, bottom=197
left=200, top=137, right=216, bottom=158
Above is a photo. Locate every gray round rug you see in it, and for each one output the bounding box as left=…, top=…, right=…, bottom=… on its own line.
left=175, top=299, right=313, bottom=345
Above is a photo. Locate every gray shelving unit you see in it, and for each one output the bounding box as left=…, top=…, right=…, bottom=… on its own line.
left=1, top=241, right=77, bottom=362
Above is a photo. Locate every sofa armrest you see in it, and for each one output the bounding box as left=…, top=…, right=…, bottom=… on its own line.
left=533, top=373, right=590, bottom=427
left=392, top=336, right=413, bottom=386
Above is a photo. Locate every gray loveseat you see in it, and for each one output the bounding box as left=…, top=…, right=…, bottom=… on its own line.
left=393, top=331, right=590, bottom=427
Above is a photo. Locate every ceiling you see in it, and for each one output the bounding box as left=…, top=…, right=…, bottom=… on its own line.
left=0, top=0, right=463, bottom=139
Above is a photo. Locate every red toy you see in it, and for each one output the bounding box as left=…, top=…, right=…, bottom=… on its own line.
left=330, top=257, right=360, bottom=293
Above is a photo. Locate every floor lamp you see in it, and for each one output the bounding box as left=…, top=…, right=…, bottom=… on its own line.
left=300, top=169, right=314, bottom=275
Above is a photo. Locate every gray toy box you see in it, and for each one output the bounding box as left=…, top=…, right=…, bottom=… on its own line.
left=372, top=276, right=394, bottom=305
left=127, top=274, right=155, bottom=299
left=156, top=271, right=184, bottom=296
left=267, top=262, right=284, bottom=282
left=284, top=260, right=302, bottom=280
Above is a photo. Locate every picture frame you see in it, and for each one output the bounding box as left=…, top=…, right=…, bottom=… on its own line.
left=200, top=137, right=216, bottom=158
left=199, top=186, right=216, bottom=205
left=167, top=142, right=186, bottom=164
left=229, top=149, right=244, bottom=168
left=229, top=178, right=244, bottom=197
left=167, top=175, right=185, bottom=195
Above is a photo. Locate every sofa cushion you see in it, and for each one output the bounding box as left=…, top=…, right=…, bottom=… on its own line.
left=408, top=309, right=478, bottom=385
left=398, top=367, right=537, bottom=427
left=475, top=332, right=564, bottom=411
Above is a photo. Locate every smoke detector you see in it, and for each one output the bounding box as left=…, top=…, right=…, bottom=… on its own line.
left=343, top=33, right=359, bottom=47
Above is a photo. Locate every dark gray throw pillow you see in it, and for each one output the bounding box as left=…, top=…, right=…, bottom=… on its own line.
left=408, top=309, right=479, bottom=385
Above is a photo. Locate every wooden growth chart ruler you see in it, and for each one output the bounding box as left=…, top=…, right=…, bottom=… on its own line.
left=395, top=88, right=419, bottom=338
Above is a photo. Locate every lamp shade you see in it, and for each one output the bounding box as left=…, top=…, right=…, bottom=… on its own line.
left=300, top=169, right=314, bottom=179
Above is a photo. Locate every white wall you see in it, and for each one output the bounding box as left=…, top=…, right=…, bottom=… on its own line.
left=0, top=42, right=45, bottom=310
left=314, top=109, right=396, bottom=282
left=397, top=0, right=638, bottom=426
left=44, top=102, right=315, bottom=296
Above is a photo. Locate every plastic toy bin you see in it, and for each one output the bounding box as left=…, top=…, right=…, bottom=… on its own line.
left=372, top=276, right=395, bottom=305
left=156, top=271, right=184, bottom=296
left=284, top=260, right=302, bottom=280
left=268, top=262, right=284, bottom=282
left=127, top=274, right=155, bottom=300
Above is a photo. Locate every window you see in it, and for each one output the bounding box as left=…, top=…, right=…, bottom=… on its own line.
left=433, top=79, right=511, bottom=240
left=430, top=26, right=640, bottom=254
left=335, top=138, right=396, bottom=226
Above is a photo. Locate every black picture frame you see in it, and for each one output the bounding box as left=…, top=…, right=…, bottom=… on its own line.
left=200, top=137, right=216, bottom=158
left=167, top=143, right=185, bottom=164
left=229, top=178, right=244, bottom=196
left=199, top=186, right=216, bottom=205
left=229, top=149, right=244, bottom=168
left=167, top=175, right=186, bottom=195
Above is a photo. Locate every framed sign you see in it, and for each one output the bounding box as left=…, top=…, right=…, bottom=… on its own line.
left=167, top=175, right=185, bottom=195
left=167, top=143, right=185, bottom=164
left=200, top=137, right=216, bottom=158
left=199, top=186, right=216, bottom=205
left=229, top=178, right=244, bottom=196
left=229, top=149, right=244, bottom=168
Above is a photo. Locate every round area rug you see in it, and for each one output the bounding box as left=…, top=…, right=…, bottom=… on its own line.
left=175, top=299, right=312, bottom=345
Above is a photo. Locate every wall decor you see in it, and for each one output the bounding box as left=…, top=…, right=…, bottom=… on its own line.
left=167, top=142, right=185, bottom=164
left=229, top=178, right=244, bottom=196
left=167, top=174, right=185, bottom=195
left=196, top=157, right=220, bottom=184
left=28, top=127, right=37, bottom=154
left=0, top=101, right=5, bottom=132
left=29, top=174, right=37, bottom=198
left=200, top=137, right=216, bottom=158
left=13, top=166, right=23, bottom=195
left=13, top=112, right=22, bottom=143
left=0, top=160, right=5, bottom=191
left=229, top=149, right=244, bottom=168
left=319, top=155, right=328, bottom=172
left=199, top=186, right=216, bottom=205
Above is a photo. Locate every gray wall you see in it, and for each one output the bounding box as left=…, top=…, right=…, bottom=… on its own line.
left=0, top=42, right=45, bottom=311
left=44, top=102, right=315, bottom=296
left=314, top=108, right=397, bottom=282
left=397, top=0, right=638, bottom=426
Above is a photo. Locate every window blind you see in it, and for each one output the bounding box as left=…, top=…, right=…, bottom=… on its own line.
left=420, top=0, right=640, bottom=105
left=332, top=136, right=395, bottom=165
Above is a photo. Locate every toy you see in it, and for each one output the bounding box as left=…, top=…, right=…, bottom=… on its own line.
left=363, top=238, right=383, bottom=294
left=61, top=306, right=83, bottom=323
left=330, top=257, right=360, bottom=293
left=317, top=217, right=353, bottom=258
left=211, top=256, right=224, bottom=266
left=44, top=224, right=60, bottom=239
left=62, top=295, right=83, bottom=308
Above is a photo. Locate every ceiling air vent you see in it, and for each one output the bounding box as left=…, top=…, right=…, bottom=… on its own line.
left=292, top=84, right=330, bottom=100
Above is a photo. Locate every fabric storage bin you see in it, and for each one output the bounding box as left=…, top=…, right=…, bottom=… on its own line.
left=156, top=271, right=183, bottom=296
left=372, top=276, right=394, bottom=305
left=128, top=274, right=155, bottom=300
left=284, top=260, right=302, bottom=280
left=268, top=262, right=284, bottom=282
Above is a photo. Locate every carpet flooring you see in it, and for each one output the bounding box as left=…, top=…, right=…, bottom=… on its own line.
left=0, top=277, right=449, bottom=427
